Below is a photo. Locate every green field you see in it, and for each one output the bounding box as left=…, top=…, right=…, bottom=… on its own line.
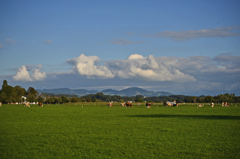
left=0, top=103, right=240, bottom=159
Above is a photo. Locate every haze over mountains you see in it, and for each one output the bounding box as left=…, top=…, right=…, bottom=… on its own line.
left=37, top=87, right=173, bottom=97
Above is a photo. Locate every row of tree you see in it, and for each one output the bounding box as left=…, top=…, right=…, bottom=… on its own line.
left=0, top=80, right=44, bottom=103
left=0, top=80, right=240, bottom=104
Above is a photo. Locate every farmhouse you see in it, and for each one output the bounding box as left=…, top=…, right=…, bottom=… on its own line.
left=21, top=93, right=46, bottom=104
left=21, top=96, right=27, bottom=104
left=36, top=93, right=46, bottom=101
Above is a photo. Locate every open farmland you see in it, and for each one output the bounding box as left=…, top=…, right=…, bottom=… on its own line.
left=0, top=103, right=240, bottom=158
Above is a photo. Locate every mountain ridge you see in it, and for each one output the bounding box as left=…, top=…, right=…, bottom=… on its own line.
left=37, top=87, right=172, bottom=97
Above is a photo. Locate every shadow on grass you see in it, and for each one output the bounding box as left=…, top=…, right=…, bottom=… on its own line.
left=127, top=114, right=240, bottom=120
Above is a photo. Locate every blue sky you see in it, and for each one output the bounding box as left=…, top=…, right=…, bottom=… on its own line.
left=1, top=0, right=240, bottom=96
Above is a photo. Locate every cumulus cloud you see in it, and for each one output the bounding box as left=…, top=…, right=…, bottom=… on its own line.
left=152, top=54, right=240, bottom=75
left=127, top=54, right=144, bottom=60
left=13, top=66, right=32, bottom=81
left=9, top=53, right=240, bottom=95
left=31, top=65, right=47, bottom=81
left=213, top=53, right=240, bottom=70
left=44, top=40, right=52, bottom=43
left=146, top=27, right=240, bottom=41
left=108, top=54, right=196, bottom=82
left=67, top=54, right=114, bottom=78
left=13, top=65, right=47, bottom=82
left=195, top=54, right=240, bottom=73
left=111, top=38, right=144, bottom=45
left=65, top=53, right=238, bottom=83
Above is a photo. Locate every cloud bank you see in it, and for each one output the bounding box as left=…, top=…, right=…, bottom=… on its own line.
left=146, top=27, right=240, bottom=41
left=10, top=53, right=240, bottom=95
left=67, top=54, right=196, bottom=82
left=12, top=53, right=240, bottom=84
left=108, top=54, right=196, bottom=82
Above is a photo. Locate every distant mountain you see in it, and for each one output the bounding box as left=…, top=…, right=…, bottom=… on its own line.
left=156, top=91, right=173, bottom=96
left=102, top=87, right=171, bottom=97
left=37, top=87, right=173, bottom=97
left=190, top=89, right=240, bottom=97
left=37, top=88, right=98, bottom=96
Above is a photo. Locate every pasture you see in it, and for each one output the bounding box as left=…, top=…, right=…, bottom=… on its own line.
left=0, top=103, right=240, bottom=158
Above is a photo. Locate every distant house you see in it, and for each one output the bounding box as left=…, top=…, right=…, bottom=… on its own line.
left=21, top=93, right=46, bottom=104
left=21, top=96, right=27, bottom=104
left=36, top=93, right=46, bottom=101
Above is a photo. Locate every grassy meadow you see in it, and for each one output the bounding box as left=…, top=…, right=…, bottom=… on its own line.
left=0, top=103, right=240, bottom=158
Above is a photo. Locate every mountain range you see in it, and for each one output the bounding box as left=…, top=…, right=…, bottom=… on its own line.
left=37, top=87, right=173, bottom=97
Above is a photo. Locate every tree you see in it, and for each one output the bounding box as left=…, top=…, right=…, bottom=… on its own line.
left=2, top=80, right=8, bottom=88
left=55, top=97, right=62, bottom=104
left=45, top=97, right=56, bottom=104
left=27, top=94, right=36, bottom=102
left=27, top=87, right=37, bottom=95
left=204, top=96, right=213, bottom=103
left=135, top=98, right=144, bottom=102
left=136, top=95, right=144, bottom=99
left=92, top=98, right=97, bottom=102
left=0, top=92, right=7, bottom=103
left=14, top=86, right=26, bottom=102
left=191, top=96, right=197, bottom=103
left=79, top=98, right=86, bottom=102
left=1, top=84, right=13, bottom=103
left=86, top=97, right=92, bottom=102
left=71, top=97, right=79, bottom=103
left=176, top=98, right=180, bottom=103
left=37, top=96, right=45, bottom=103
left=60, top=96, right=69, bottom=103
left=94, top=93, right=104, bottom=101
left=9, top=87, right=19, bottom=103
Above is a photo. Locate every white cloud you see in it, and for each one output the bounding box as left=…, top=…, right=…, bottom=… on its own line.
left=127, top=54, right=144, bottom=60
left=31, top=65, right=47, bottom=81
left=13, top=65, right=47, bottom=82
left=0, top=43, right=3, bottom=48
left=8, top=53, right=240, bottom=96
left=225, top=82, right=240, bottom=91
left=67, top=54, right=114, bottom=78
left=152, top=54, right=240, bottom=75
left=13, top=66, right=32, bottom=81
left=108, top=54, right=196, bottom=82
left=146, top=27, right=240, bottom=41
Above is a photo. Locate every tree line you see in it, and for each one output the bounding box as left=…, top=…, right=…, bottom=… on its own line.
left=0, top=80, right=239, bottom=104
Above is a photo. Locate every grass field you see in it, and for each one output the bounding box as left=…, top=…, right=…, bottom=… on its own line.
left=0, top=103, right=240, bottom=159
